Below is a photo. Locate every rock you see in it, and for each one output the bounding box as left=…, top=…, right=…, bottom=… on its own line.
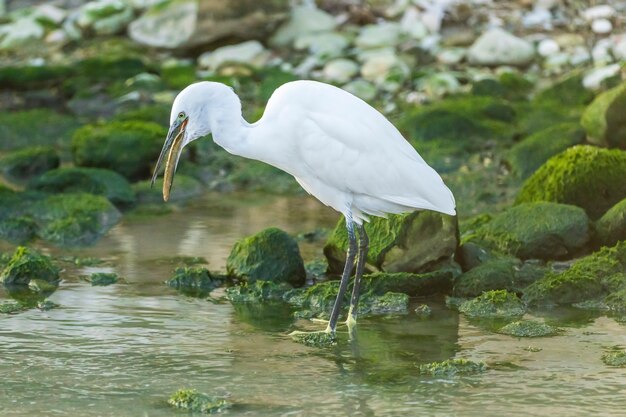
left=89, top=272, right=119, bottom=286
left=523, top=7, right=552, bottom=29
left=362, top=268, right=458, bottom=296
left=417, top=359, right=487, bottom=376
left=359, top=48, right=409, bottom=87
left=165, top=267, right=221, bottom=296
left=168, top=389, right=231, bottom=413
left=0, top=17, right=45, bottom=50
left=294, top=32, right=348, bottom=59
left=283, top=281, right=339, bottom=318
left=289, top=330, right=336, bottom=348
left=270, top=4, right=335, bottom=47
left=34, top=4, right=67, bottom=25
left=537, top=39, right=559, bottom=57
left=581, top=83, right=626, bottom=148
left=605, top=287, right=626, bottom=311
left=0, top=216, right=37, bottom=244
left=498, top=320, right=561, bottom=337
left=454, top=257, right=521, bottom=298
left=31, top=167, right=135, bottom=207
left=516, top=146, right=626, bottom=219
left=591, top=19, right=613, bottom=35
left=358, top=292, right=409, bottom=315
left=602, top=350, right=626, bottom=367
left=458, top=290, right=526, bottom=319
left=225, top=281, right=292, bottom=303
left=582, top=5, right=616, bottom=21
left=414, top=304, right=432, bottom=317
left=582, top=64, right=621, bottom=90
left=198, top=40, right=269, bottom=72
left=436, top=48, right=466, bottom=65
left=342, top=79, right=377, bottom=101
left=595, top=198, right=626, bottom=247
left=355, top=23, right=402, bottom=49
left=416, top=72, right=461, bottom=98
left=400, top=7, right=428, bottom=40
left=0, top=146, right=59, bottom=183
left=77, top=0, right=134, bottom=35
left=133, top=175, right=203, bottom=204
left=535, top=72, right=594, bottom=107
left=324, top=211, right=457, bottom=274
left=505, top=123, right=585, bottom=179
left=322, top=59, right=359, bottom=83
left=0, top=246, right=59, bottom=286
left=72, top=121, right=166, bottom=181
left=28, top=278, right=58, bottom=293
left=30, top=193, right=121, bottom=247
left=468, top=28, right=535, bottom=67
left=227, top=227, right=306, bottom=286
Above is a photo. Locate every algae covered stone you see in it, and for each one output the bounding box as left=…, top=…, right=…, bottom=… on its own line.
left=0, top=246, right=60, bottom=286
left=165, top=267, right=221, bottom=296
left=470, top=202, right=589, bottom=260
left=498, top=320, right=561, bottom=337
left=358, top=292, right=409, bottom=315
left=516, top=145, right=626, bottom=219
left=226, top=281, right=292, bottom=303
left=89, top=272, right=119, bottom=286
left=417, top=358, right=487, bottom=376
left=167, top=389, right=231, bottom=414
left=581, top=82, right=626, bottom=148
left=324, top=211, right=457, bottom=274
left=0, top=146, right=59, bottom=182
left=0, top=109, right=80, bottom=151
left=602, top=350, right=626, bottom=367
left=227, top=227, right=306, bottom=286
left=0, top=301, right=28, bottom=314
left=362, top=268, right=458, bottom=296
left=595, top=198, right=626, bottom=247
left=289, top=330, right=336, bottom=348
left=459, top=290, right=525, bottom=318
left=454, top=257, right=521, bottom=298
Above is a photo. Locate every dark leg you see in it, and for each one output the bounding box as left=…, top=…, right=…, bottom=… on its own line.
left=346, top=223, right=368, bottom=327
left=325, top=217, right=357, bottom=336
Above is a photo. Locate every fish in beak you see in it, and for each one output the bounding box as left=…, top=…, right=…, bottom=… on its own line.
left=151, top=117, right=188, bottom=201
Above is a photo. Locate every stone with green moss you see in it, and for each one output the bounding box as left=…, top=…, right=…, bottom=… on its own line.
left=31, top=167, right=136, bottom=207
left=113, top=103, right=171, bottom=124
left=289, top=330, right=336, bottom=348
left=226, top=158, right=300, bottom=193
left=62, top=57, right=147, bottom=98
left=37, top=300, right=59, bottom=311
left=358, top=291, right=409, bottom=315
left=0, top=109, right=81, bottom=151
left=454, top=257, right=521, bottom=297
left=361, top=268, right=458, bottom=296
left=71, top=121, right=167, bottom=180
left=0, top=64, right=72, bottom=90
left=469, top=202, right=589, bottom=260
left=0, top=216, right=37, bottom=244
left=324, top=211, right=457, bottom=274
left=160, top=63, right=197, bottom=89
left=89, top=272, right=119, bottom=286
left=227, top=227, right=305, bottom=286
left=535, top=72, right=594, bottom=108
left=505, top=123, right=585, bottom=179
left=132, top=175, right=203, bottom=203
left=459, top=290, right=525, bottom=318
left=595, top=198, right=626, bottom=247
left=28, top=279, right=58, bottom=293
left=0, top=146, right=59, bottom=183
left=498, top=320, right=561, bottom=337
left=581, top=82, right=626, bottom=148
left=283, top=281, right=339, bottom=318
left=165, top=267, right=221, bottom=296
left=605, top=287, right=626, bottom=312
left=414, top=304, right=432, bottom=317
left=0, top=301, right=28, bottom=314
left=601, top=350, right=626, bottom=367
left=226, top=281, right=292, bottom=303
left=417, top=358, right=487, bottom=376
left=516, top=146, right=626, bottom=219
left=0, top=246, right=60, bottom=286
left=167, top=389, right=231, bottom=414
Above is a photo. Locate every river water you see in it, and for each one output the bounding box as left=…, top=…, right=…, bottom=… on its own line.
left=1, top=193, right=625, bottom=416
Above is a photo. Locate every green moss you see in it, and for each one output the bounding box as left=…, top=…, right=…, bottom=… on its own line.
left=595, top=198, right=626, bottom=247
left=31, top=167, right=136, bottom=207
left=160, top=64, right=197, bottom=90
left=0, top=301, right=28, bottom=314
left=113, top=104, right=171, bottom=124
left=535, top=72, right=594, bottom=107
left=0, top=109, right=81, bottom=151
left=498, top=72, right=534, bottom=100
left=417, top=358, right=487, bottom=376
left=167, top=389, right=231, bottom=414
left=226, top=281, right=292, bottom=303
left=0, top=146, right=60, bottom=182
left=505, top=123, right=585, bottom=179
left=289, top=330, right=336, bottom=348
left=601, top=350, right=626, bottom=367
left=605, top=287, right=626, bottom=311
left=459, top=290, right=525, bottom=318
left=63, top=57, right=148, bottom=97
left=498, top=320, right=561, bottom=337
left=0, top=64, right=72, bottom=89
left=28, top=278, right=59, bottom=293
left=362, top=268, right=457, bottom=296
left=0, top=246, right=60, bottom=286
left=283, top=281, right=339, bottom=318
left=0, top=216, right=37, bottom=244
left=71, top=121, right=167, bottom=180
left=516, top=146, right=626, bottom=219
left=165, top=267, right=221, bottom=296
left=581, top=82, right=626, bottom=148
left=132, top=175, right=203, bottom=204
left=454, top=257, right=521, bottom=297
left=89, top=272, right=119, bottom=286
left=358, top=291, right=409, bottom=315
left=227, top=159, right=299, bottom=193
left=227, top=227, right=306, bottom=286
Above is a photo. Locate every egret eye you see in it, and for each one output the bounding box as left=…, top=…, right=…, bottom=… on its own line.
left=178, top=112, right=185, bottom=119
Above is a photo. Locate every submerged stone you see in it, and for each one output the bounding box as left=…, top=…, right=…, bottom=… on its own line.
left=89, top=272, right=119, bottom=286
left=0, top=146, right=59, bottom=183
left=595, top=198, right=626, bottom=247
left=516, top=145, right=626, bottom=219
left=289, top=330, right=336, bottom=348
left=167, top=389, right=231, bottom=414
left=28, top=278, right=58, bottom=293
left=0, top=301, right=28, bottom=314
left=601, top=350, right=626, bottom=367
left=358, top=292, right=409, bottom=315
left=414, top=304, right=433, bottom=317
left=37, top=300, right=59, bottom=311
left=581, top=82, right=626, bottom=148
left=417, top=358, right=487, bottom=376
left=459, top=290, right=525, bottom=319
left=227, top=228, right=306, bottom=286
left=498, top=320, right=561, bottom=337
left=283, top=281, right=339, bottom=318
left=0, top=246, right=60, bottom=286
left=165, top=267, right=221, bottom=296
left=226, top=281, right=292, bottom=303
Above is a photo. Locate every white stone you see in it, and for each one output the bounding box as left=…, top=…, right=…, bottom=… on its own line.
left=342, top=79, right=377, bottom=101
left=544, top=52, right=570, bottom=72
left=360, top=49, right=409, bottom=87
left=0, top=18, right=44, bottom=50
left=34, top=4, right=67, bottom=25
left=77, top=0, right=129, bottom=28
left=198, top=41, right=269, bottom=71
left=592, top=38, right=614, bottom=64
left=355, top=22, right=402, bottom=49
left=129, top=0, right=197, bottom=49
left=468, top=27, right=535, bottom=66
left=591, top=18, right=612, bottom=35
left=569, top=46, right=591, bottom=66
left=583, top=64, right=620, bottom=90
left=437, top=48, right=466, bottom=64
left=385, top=0, right=410, bottom=18
left=611, top=34, right=626, bottom=61
left=416, top=72, right=461, bottom=98
left=322, top=59, right=359, bottom=83
left=537, top=38, right=560, bottom=57
left=294, top=32, right=348, bottom=59
left=420, top=3, right=445, bottom=33
left=45, top=29, right=69, bottom=45
left=400, top=7, right=428, bottom=40
left=522, top=7, right=552, bottom=29
left=271, top=5, right=336, bottom=47
left=582, top=5, right=615, bottom=21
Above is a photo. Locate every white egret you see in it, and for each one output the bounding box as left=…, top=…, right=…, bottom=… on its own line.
left=152, top=80, right=455, bottom=338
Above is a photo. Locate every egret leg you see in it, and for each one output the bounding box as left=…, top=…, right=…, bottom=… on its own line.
left=346, top=224, right=369, bottom=329
left=325, top=218, right=357, bottom=336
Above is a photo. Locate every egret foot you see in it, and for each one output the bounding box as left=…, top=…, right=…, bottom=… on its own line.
left=345, top=307, right=357, bottom=330
left=289, top=330, right=336, bottom=348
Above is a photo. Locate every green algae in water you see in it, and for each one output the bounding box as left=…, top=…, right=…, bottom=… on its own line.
left=89, top=273, right=119, bottom=286
left=167, top=389, right=231, bottom=414
left=414, top=304, right=432, bottom=317
left=37, top=300, right=59, bottom=311
left=459, top=290, right=525, bottom=319
left=226, top=281, right=292, bottom=303
left=498, top=320, right=561, bottom=337
left=0, top=301, right=28, bottom=314
left=601, top=350, right=626, bottom=367
left=417, top=358, right=487, bottom=376
left=0, top=246, right=60, bottom=286
left=290, top=330, right=337, bottom=348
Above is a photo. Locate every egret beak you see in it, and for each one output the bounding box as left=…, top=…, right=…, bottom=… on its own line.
left=151, top=117, right=188, bottom=202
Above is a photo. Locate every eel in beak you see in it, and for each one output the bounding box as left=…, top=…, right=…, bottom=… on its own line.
left=151, top=118, right=188, bottom=201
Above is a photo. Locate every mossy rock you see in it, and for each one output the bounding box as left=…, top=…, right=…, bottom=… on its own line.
left=71, top=121, right=167, bottom=180
left=581, top=82, right=626, bottom=148
left=89, top=272, right=119, bottom=286
left=29, top=193, right=121, bottom=247
left=324, top=211, right=457, bottom=274
left=361, top=268, right=459, bottom=296
left=497, top=320, right=560, bottom=337
left=0, top=216, right=37, bottom=244
left=535, top=72, right=594, bottom=108
left=0, top=64, right=72, bottom=90
left=601, top=350, right=626, bottom=367
left=0, top=301, right=28, bottom=314
left=227, top=227, right=306, bottom=286
left=516, top=146, right=626, bottom=219
left=505, top=123, right=585, bottom=179
left=226, top=158, right=300, bottom=193
left=226, top=280, right=292, bottom=303
left=30, top=167, right=135, bottom=207
left=459, top=290, right=525, bottom=318
left=167, top=389, right=231, bottom=414
left=0, top=246, right=60, bottom=286
left=165, top=267, right=221, bottom=296
left=358, top=291, right=409, bottom=315
left=417, top=358, right=487, bottom=376
left=283, top=281, right=339, bottom=318
left=523, top=242, right=626, bottom=305
left=454, top=257, right=521, bottom=297
left=113, top=103, right=171, bottom=124
left=133, top=175, right=203, bottom=203
left=0, top=146, right=60, bottom=183
left=0, top=109, right=81, bottom=151
left=595, top=198, right=626, bottom=247
left=160, top=64, right=197, bottom=90
left=605, top=287, right=626, bottom=311
left=469, top=202, right=589, bottom=260
left=289, top=330, right=336, bottom=348
left=62, top=57, right=148, bottom=97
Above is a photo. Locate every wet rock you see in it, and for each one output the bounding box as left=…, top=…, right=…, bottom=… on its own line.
left=581, top=83, right=626, bottom=148
left=516, top=146, right=626, bottom=219
left=89, top=272, right=119, bottom=286
left=227, top=227, right=305, bottom=286
left=322, top=58, right=358, bottom=83
left=505, top=123, right=585, bottom=179
left=459, top=290, right=525, bottom=319
left=168, top=389, right=231, bottom=414
left=71, top=121, right=166, bottom=181
left=133, top=175, right=203, bottom=204
left=358, top=292, right=409, bottom=315
left=31, top=167, right=135, bottom=207
left=595, top=198, right=626, bottom=247
left=28, top=279, right=58, bottom=293
left=417, top=358, right=487, bottom=376
left=601, top=350, right=626, bottom=367
left=0, top=146, right=59, bottom=183
left=289, top=330, right=336, bottom=348
left=198, top=41, right=269, bottom=72
left=226, top=281, right=292, bottom=303
left=498, top=320, right=561, bottom=337
left=324, top=211, right=457, bottom=274
left=0, top=246, right=59, bottom=286
left=468, top=202, right=589, bottom=260
left=165, top=267, right=221, bottom=296
left=271, top=4, right=335, bottom=47
left=468, top=28, right=535, bottom=67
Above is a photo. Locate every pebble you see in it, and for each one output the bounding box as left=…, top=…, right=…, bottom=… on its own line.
left=322, top=58, right=359, bottom=83
left=582, top=5, right=616, bottom=21
left=537, top=38, right=560, bottom=57
left=582, top=64, right=620, bottom=90
left=591, top=19, right=613, bottom=35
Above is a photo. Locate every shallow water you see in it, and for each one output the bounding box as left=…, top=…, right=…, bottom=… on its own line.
left=1, top=193, right=626, bottom=416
